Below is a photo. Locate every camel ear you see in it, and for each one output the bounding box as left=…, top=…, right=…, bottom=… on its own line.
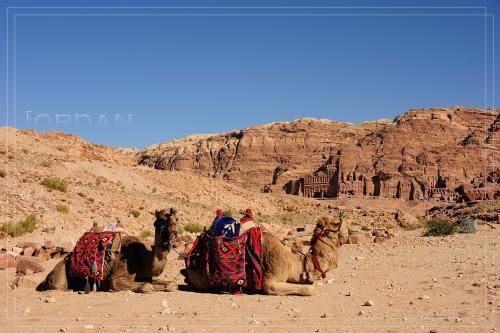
left=155, top=210, right=160, bottom=218
left=170, top=207, right=177, bottom=215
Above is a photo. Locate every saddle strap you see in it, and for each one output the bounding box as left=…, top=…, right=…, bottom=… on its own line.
left=310, top=255, right=327, bottom=279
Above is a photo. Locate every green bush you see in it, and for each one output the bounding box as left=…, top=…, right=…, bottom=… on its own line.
left=139, top=230, right=153, bottom=239
left=423, top=218, right=458, bottom=237
left=280, top=213, right=293, bottom=224
left=56, top=204, right=69, bottom=214
left=95, top=176, right=107, bottom=185
left=184, top=223, right=203, bottom=233
left=39, top=160, right=52, bottom=168
left=0, top=214, right=37, bottom=237
left=41, top=177, right=68, bottom=192
left=130, top=210, right=141, bottom=218
left=176, top=225, right=184, bottom=235
left=0, top=170, right=6, bottom=178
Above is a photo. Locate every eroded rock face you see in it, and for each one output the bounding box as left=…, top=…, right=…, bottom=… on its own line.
left=137, top=107, right=499, bottom=200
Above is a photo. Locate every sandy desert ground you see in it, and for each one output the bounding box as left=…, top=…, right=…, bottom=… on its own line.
left=1, top=226, right=498, bottom=333
left=0, top=127, right=498, bottom=332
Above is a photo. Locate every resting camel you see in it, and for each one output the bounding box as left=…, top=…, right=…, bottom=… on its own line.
left=37, top=208, right=178, bottom=293
left=184, top=216, right=344, bottom=296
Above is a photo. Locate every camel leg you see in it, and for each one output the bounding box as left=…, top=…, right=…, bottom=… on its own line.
left=151, top=279, right=177, bottom=292
left=110, top=277, right=155, bottom=293
left=36, top=258, right=68, bottom=291
left=262, top=280, right=315, bottom=296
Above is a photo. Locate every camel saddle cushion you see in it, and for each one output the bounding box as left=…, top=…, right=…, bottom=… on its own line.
left=68, top=231, right=122, bottom=281
left=185, top=227, right=263, bottom=291
left=207, top=233, right=248, bottom=288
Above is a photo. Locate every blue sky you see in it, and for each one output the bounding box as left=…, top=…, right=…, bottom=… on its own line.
left=0, top=0, right=498, bottom=147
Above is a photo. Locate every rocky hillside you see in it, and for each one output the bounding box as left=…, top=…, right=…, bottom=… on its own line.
left=0, top=126, right=437, bottom=245
left=137, top=107, right=499, bottom=197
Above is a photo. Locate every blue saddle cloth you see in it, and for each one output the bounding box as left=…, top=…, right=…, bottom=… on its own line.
left=210, top=216, right=241, bottom=238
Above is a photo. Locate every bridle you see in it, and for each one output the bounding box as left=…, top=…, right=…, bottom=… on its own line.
left=311, top=222, right=339, bottom=251
left=306, top=222, right=341, bottom=279
left=156, top=219, right=178, bottom=249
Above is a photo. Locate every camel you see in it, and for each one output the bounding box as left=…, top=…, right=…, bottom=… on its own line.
left=37, top=208, right=179, bottom=293
left=184, top=215, right=344, bottom=296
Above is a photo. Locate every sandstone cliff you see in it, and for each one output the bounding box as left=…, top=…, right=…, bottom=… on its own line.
left=136, top=107, right=499, bottom=199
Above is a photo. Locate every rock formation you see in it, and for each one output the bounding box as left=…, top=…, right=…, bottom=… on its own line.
left=137, top=107, right=499, bottom=201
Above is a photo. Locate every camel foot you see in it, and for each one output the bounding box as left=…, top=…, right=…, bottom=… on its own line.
left=153, top=280, right=177, bottom=292
left=137, top=283, right=154, bottom=294
left=263, top=281, right=316, bottom=296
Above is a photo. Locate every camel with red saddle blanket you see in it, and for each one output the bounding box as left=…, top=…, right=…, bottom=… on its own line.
left=184, top=215, right=343, bottom=296
left=37, top=208, right=179, bottom=293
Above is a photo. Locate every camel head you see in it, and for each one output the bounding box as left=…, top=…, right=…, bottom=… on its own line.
left=154, top=207, right=179, bottom=251
left=309, top=216, right=342, bottom=256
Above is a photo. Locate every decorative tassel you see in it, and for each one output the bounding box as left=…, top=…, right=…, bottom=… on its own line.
left=84, top=277, right=90, bottom=294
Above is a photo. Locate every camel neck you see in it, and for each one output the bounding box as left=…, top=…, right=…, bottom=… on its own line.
left=153, top=245, right=170, bottom=260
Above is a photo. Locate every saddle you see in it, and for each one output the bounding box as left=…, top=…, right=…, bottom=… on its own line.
left=68, top=231, right=122, bottom=281
left=185, top=224, right=263, bottom=291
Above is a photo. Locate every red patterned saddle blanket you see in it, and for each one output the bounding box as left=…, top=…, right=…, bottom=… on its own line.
left=185, top=228, right=263, bottom=291
left=68, top=231, right=122, bottom=281
left=207, top=233, right=248, bottom=288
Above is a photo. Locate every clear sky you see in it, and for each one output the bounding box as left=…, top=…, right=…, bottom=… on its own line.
left=0, top=0, right=498, bottom=147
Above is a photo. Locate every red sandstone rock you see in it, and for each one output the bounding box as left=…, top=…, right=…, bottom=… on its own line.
left=22, top=247, right=35, bottom=257
left=0, top=253, right=16, bottom=269
left=43, top=240, right=55, bottom=249
left=16, top=241, right=42, bottom=250
left=137, top=107, right=499, bottom=202
left=32, top=248, right=50, bottom=261
left=16, top=258, right=45, bottom=275
left=11, top=276, right=38, bottom=289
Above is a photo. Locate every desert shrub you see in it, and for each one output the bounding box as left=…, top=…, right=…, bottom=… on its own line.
left=285, top=205, right=297, bottom=212
left=0, top=170, right=6, bottom=178
left=95, top=176, right=107, bottom=185
left=41, top=177, right=68, bottom=192
left=56, top=204, right=69, bottom=214
left=151, top=187, right=157, bottom=193
left=280, top=214, right=293, bottom=224
left=423, top=218, right=458, bottom=237
left=401, top=221, right=423, bottom=231
left=139, top=230, right=153, bottom=239
left=222, top=209, right=234, bottom=217
left=22, top=148, right=29, bottom=154
left=184, top=223, right=203, bottom=233
left=176, top=226, right=184, bottom=235
left=8, top=155, right=14, bottom=160
left=0, top=214, right=37, bottom=237
left=130, top=210, right=141, bottom=218
left=39, top=160, right=53, bottom=168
